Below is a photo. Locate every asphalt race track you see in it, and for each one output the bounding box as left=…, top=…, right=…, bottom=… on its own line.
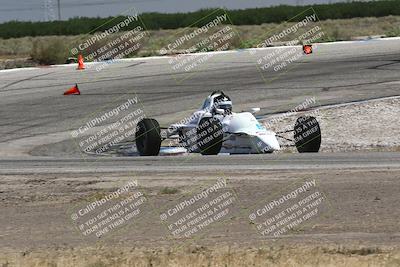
left=0, top=38, right=400, bottom=157
left=0, top=152, right=399, bottom=174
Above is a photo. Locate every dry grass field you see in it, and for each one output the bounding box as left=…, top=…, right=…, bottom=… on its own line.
left=0, top=15, right=399, bottom=69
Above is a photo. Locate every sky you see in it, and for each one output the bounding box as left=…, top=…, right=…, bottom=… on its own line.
left=0, top=0, right=365, bottom=23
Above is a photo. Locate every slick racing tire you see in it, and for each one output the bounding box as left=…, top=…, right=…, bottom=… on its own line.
left=294, top=116, right=321, bottom=153
left=135, top=118, right=162, bottom=156
left=197, top=117, right=223, bottom=155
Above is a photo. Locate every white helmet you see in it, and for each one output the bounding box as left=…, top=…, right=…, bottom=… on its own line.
left=211, top=91, right=232, bottom=113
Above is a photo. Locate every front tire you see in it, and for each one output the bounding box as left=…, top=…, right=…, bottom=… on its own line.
left=135, top=118, right=161, bottom=156
left=197, top=117, right=223, bottom=155
left=294, top=116, right=321, bottom=153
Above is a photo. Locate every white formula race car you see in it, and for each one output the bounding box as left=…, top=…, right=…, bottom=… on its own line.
left=135, top=91, right=321, bottom=156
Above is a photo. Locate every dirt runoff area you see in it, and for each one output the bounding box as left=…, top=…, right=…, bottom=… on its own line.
left=1, top=165, right=400, bottom=267
left=1, top=245, right=400, bottom=267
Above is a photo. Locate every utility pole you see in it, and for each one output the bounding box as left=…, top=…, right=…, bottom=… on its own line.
left=57, top=0, right=61, bottom=20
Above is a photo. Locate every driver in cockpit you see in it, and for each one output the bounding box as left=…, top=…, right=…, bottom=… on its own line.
left=210, top=91, right=232, bottom=115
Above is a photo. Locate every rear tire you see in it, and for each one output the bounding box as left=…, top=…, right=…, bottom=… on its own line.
left=294, top=116, right=321, bottom=153
left=135, top=118, right=161, bottom=156
left=197, top=117, right=223, bottom=155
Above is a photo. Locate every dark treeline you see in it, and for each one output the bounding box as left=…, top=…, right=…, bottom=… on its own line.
left=1, top=0, right=399, bottom=39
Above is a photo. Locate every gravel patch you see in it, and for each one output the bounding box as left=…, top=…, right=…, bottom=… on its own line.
left=262, top=96, right=400, bottom=152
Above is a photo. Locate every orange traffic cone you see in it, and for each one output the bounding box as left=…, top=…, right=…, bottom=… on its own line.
left=77, top=54, right=85, bottom=70
left=303, top=45, right=313, bottom=55
left=64, top=84, right=81, bottom=95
